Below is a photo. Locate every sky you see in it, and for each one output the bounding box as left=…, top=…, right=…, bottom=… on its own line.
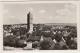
left=2, top=3, right=77, bottom=24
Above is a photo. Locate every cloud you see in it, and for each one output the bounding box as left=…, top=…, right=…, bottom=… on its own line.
left=29, top=7, right=34, bottom=12
left=25, top=7, right=34, bottom=14
left=55, top=5, right=76, bottom=23
left=56, top=4, right=76, bottom=17
left=39, top=9, right=46, bottom=14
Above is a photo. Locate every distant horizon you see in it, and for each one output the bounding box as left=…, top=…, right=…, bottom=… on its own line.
left=3, top=22, right=77, bottom=25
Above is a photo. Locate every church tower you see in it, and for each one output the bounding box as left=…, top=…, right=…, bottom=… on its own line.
left=27, top=12, right=33, bottom=34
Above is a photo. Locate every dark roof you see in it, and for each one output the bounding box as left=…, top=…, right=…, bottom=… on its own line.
left=27, top=36, right=41, bottom=41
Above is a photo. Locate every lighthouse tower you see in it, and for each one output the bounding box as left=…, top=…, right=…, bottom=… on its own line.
left=27, top=12, right=33, bottom=34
